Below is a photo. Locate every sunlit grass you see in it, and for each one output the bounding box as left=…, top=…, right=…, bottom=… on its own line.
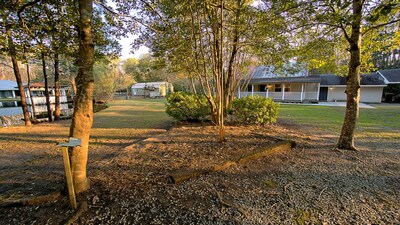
left=279, top=104, right=400, bottom=134
left=92, top=98, right=173, bottom=129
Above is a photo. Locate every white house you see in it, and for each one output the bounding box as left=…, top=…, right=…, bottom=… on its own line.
left=131, top=82, right=173, bottom=97
left=238, top=66, right=386, bottom=103
left=319, top=74, right=386, bottom=103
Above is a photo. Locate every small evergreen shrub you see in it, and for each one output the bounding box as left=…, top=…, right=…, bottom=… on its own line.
left=165, top=92, right=210, bottom=121
left=231, top=96, right=279, bottom=125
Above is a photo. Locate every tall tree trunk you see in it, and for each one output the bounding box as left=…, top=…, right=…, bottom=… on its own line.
left=69, top=0, right=94, bottom=194
left=224, top=0, right=241, bottom=111
left=26, top=63, right=37, bottom=121
left=337, top=0, right=362, bottom=150
left=218, top=0, right=225, bottom=142
left=5, top=23, right=31, bottom=126
left=42, top=52, right=53, bottom=122
left=54, top=54, right=61, bottom=121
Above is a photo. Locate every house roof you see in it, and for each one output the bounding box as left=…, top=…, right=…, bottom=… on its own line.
left=320, top=73, right=386, bottom=86
left=27, top=82, right=69, bottom=89
left=251, top=65, right=308, bottom=79
left=248, top=73, right=386, bottom=86
left=250, top=75, right=320, bottom=84
left=377, top=69, right=400, bottom=83
left=0, top=80, right=18, bottom=91
left=131, top=82, right=168, bottom=89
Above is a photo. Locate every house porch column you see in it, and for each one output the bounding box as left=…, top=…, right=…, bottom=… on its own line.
left=301, top=83, right=304, bottom=102
left=282, top=83, right=285, bottom=101
left=251, top=84, right=254, bottom=97
left=238, top=86, right=241, bottom=98
left=317, top=83, right=320, bottom=101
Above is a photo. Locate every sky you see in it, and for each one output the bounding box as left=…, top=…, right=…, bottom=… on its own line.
left=106, top=0, right=148, bottom=59
left=119, top=34, right=149, bottom=59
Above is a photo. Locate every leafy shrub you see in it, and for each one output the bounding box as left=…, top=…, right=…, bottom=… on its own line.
left=165, top=92, right=210, bottom=121
left=231, top=96, right=279, bottom=125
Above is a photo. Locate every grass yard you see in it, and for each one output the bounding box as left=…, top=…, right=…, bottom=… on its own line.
left=278, top=103, right=400, bottom=151
left=93, top=98, right=173, bottom=129
left=279, top=104, right=400, bottom=132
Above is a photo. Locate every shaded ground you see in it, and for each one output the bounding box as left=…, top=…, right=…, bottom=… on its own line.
left=0, top=100, right=399, bottom=224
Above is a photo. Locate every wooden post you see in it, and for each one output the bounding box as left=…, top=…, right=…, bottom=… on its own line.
left=58, top=137, right=81, bottom=210
left=61, top=146, right=77, bottom=209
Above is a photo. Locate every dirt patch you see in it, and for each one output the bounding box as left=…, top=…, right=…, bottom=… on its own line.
left=0, top=121, right=399, bottom=224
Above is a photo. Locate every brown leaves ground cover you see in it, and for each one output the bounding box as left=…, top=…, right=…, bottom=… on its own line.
left=0, top=101, right=399, bottom=224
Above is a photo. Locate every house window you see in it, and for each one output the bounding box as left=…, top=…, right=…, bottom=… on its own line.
left=247, top=85, right=252, bottom=92
left=285, top=84, right=291, bottom=92
left=259, top=84, right=266, bottom=92
left=274, top=84, right=282, bottom=92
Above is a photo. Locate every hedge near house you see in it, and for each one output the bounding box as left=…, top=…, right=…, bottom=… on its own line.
left=231, top=96, right=279, bottom=125
left=166, top=92, right=210, bottom=122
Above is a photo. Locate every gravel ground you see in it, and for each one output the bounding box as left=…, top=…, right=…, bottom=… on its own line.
left=0, top=121, right=399, bottom=224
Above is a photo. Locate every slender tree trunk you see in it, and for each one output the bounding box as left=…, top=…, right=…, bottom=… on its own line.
left=54, top=54, right=61, bottom=121
left=69, top=0, right=94, bottom=194
left=218, top=0, right=225, bottom=142
left=224, top=0, right=241, bottom=111
left=42, top=52, right=53, bottom=122
left=5, top=23, right=31, bottom=126
left=26, top=63, right=37, bottom=121
left=337, top=0, right=362, bottom=150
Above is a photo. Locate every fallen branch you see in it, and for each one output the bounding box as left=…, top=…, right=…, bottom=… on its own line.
left=168, top=140, right=295, bottom=184
left=0, top=191, right=61, bottom=207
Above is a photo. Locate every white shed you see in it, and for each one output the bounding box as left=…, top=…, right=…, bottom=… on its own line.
left=131, top=82, right=173, bottom=97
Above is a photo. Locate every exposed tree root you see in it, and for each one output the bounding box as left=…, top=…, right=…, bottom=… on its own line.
left=0, top=191, right=62, bottom=207
left=168, top=140, right=295, bottom=184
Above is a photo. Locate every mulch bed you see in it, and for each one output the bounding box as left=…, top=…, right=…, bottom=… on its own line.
left=1, top=122, right=399, bottom=224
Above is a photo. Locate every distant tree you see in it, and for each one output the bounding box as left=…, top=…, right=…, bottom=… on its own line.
left=94, top=59, right=134, bottom=100
left=124, top=54, right=169, bottom=83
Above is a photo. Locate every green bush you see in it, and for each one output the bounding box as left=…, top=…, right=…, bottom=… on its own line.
left=231, top=96, right=279, bottom=125
left=165, top=92, right=210, bottom=121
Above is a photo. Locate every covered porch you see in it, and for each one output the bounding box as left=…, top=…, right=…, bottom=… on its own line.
left=238, top=81, right=320, bottom=102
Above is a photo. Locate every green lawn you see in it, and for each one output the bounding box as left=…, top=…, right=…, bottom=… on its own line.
left=278, top=104, right=400, bottom=134
left=92, top=98, right=173, bottom=129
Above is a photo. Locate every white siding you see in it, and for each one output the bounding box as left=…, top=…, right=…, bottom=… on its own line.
left=327, top=87, right=383, bottom=103
left=327, top=87, right=346, bottom=102
left=360, top=87, right=383, bottom=103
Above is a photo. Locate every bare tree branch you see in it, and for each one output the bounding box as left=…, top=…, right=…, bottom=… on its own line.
left=95, top=1, right=163, bottom=34
left=362, top=18, right=400, bottom=36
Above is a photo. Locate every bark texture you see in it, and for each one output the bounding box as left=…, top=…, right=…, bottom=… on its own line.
left=5, top=24, right=31, bottom=126
left=69, top=0, right=94, bottom=194
left=337, top=0, right=362, bottom=150
left=54, top=54, right=61, bottom=121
